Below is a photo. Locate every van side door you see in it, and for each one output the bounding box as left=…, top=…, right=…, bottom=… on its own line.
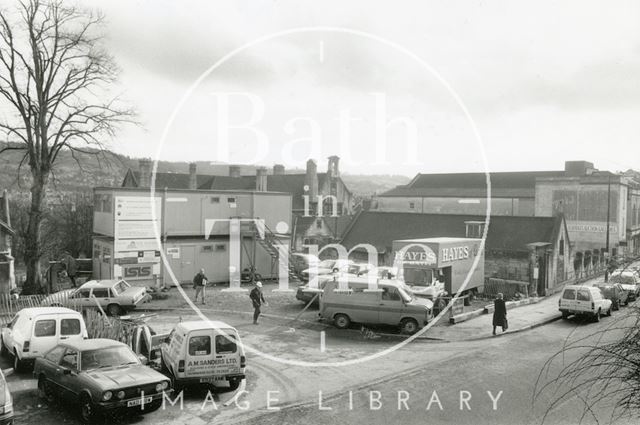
left=379, top=288, right=404, bottom=325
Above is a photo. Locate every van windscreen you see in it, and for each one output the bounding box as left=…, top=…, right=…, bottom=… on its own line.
left=188, top=336, right=211, bottom=356
left=216, top=334, right=237, bottom=354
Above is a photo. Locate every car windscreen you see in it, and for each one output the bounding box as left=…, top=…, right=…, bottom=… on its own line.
left=398, top=287, right=413, bottom=303
left=318, top=260, right=336, bottom=269
left=112, top=281, right=130, bottom=296
left=403, top=268, right=434, bottom=286
left=81, top=346, right=139, bottom=371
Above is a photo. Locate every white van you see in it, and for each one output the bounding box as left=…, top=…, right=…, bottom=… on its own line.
left=160, top=321, right=245, bottom=390
left=320, top=277, right=434, bottom=334
left=559, top=285, right=612, bottom=321
left=0, top=307, right=87, bottom=371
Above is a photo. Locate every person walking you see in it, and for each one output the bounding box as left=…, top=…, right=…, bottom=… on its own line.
left=492, top=293, right=507, bottom=335
left=62, top=252, right=78, bottom=288
left=193, top=268, right=208, bottom=305
left=250, top=281, right=267, bottom=324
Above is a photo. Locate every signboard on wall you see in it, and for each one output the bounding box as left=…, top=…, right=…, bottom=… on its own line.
left=114, top=196, right=162, bottom=279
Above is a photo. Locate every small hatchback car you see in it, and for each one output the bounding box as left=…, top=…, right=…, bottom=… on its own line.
left=33, top=339, right=171, bottom=423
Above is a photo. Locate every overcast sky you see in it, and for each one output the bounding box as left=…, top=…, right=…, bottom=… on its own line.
left=80, top=0, right=640, bottom=176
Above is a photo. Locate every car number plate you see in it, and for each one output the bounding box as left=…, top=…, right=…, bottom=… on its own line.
left=127, top=396, right=153, bottom=407
left=199, top=377, right=224, bottom=383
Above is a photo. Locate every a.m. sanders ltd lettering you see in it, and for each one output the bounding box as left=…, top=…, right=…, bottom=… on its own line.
left=441, top=246, right=470, bottom=262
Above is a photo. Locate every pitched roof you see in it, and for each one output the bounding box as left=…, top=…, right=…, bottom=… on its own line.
left=340, top=211, right=563, bottom=253
left=293, top=214, right=356, bottom=239
left=124, top=169, right=331, bottom=210
left=381, top=170, right=565, bottom=198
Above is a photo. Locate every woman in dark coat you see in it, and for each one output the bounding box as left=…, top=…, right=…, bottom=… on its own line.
left=492, top=293, right=507, bottom=335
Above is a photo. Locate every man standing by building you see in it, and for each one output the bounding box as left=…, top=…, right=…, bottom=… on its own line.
left=250, top=281, right=267, bottom=324
left=62, top=252, right=77, bottom=288
left=193, top=268, right=208, bottom=305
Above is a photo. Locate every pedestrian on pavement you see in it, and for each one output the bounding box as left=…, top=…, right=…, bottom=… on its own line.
left=250, top=281, right=267, bottom=324
left=492, top=293, right=507, bottom=335
left=62, top=252, right=78, bottom=288
left=193, top=268, right=208, bottom=305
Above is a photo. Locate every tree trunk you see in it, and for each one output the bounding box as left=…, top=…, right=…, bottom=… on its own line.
left=23, top=171, right=48, bottom=295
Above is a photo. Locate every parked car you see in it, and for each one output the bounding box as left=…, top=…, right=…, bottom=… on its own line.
left=594, top=282, right=629, bottom=310
left=33, top=338, right=171, bottom=423
left=320, top=277, right=434, bottom=334
left=0, top=369, right=13, bottom=425
left=296, top=263, right=378, bottom=305
left=609, top=270, right=640, bottom=301
left=559, top=285, right=612, bottom=321
left=1, top=307, right=87, bottom=372
left=290, top=253, right=320, bottom=278
left=42, top=279, right=150, bottom=316
left=159, top=320, right=245, bottom=391
left=300, top=259, right=354, bottom=281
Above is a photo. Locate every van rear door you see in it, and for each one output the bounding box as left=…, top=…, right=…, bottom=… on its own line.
left=58, top=315, right=84, bottom=345
left=560, top=288, right=576, bottom=311
left=213, top=330, right=242, bottom=378
left=29, top=314, right=59, bottom=357
left=575, top=288, right=593, bottom=312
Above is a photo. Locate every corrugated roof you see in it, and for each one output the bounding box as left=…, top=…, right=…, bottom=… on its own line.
left=340, top=211, right=562, bottom=253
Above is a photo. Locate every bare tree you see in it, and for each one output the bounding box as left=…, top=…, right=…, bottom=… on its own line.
left=535, top=306, right=640, bottom=424
left=0, top=0, right=134, bottom=293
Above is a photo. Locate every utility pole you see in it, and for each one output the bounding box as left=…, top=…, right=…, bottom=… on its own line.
left=605, top=174, right=611, bottom=282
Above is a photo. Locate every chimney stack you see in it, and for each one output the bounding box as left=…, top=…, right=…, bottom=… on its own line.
left=138, top=158, right=152, bottom=187
left=188, top=162, right=197, bottom=190
left=564, top=161, right=595, bottom=177
left=273, top=164, right=285, bottom=175
left=328, top=155, right=340, bottom=179
left=304, top=159, right=319, bottom=200
left=256, top=167, right=268, bottom=192
left=229, top=165, right=242, bottom=178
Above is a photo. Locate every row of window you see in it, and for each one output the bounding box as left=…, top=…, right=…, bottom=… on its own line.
left=34, top=318, right=81, bottom=337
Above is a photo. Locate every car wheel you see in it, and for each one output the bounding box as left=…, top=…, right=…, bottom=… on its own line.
left=561, top=311, right=569, bottom=320
left=79, top=393, right=98, bottom=424
left=38, top=375, right=55, bottom=403
left=333, top=314, right=351, bottom=329
left=593, top=309, right=601, bottom=323
left=400, top=318, right=419, bottom=334
left=613, top=301, right=619, bottom=311
left=228, top=377, right=242, bottom=392
left=13, top=349, right=23, bottom=373
left=107, top=303, right=123, bottom=316
left=606, top=307, right=612, bottom=317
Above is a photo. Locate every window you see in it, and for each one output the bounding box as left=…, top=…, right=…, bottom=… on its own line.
left=60, top=350, right=78, bottom=370
left=73, top=288, right=91, bottom=298
left=34, top=320, right=56, bottom=337
left=316, top=220, right=322, bottom=229
left=91, top=288, right=109, bottom=298
left=188, top=336, right=211, bottom=356
left=409, top=202, right=415, bottom=209
left=227, top=197, right=237, bottom=207
left=215, top=335, right=237, bottom=354
left=465, top=221, right=485, bottom=238
left=202, top=245, right=214, bottom=253
left=559, top=239, right=564, bottom=256
left=61, top=319, right=81, bottom=336
left=382, top=288, right=401, bottom=301
left=215, top=244, right=226, bottom=252
left=577, top=290, right=591, bottom=301
left=211, top=196, right=220, bottom=203
left=45, top=346, right=66, bottom=363
left=562, top=289, right=576, bottom=300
